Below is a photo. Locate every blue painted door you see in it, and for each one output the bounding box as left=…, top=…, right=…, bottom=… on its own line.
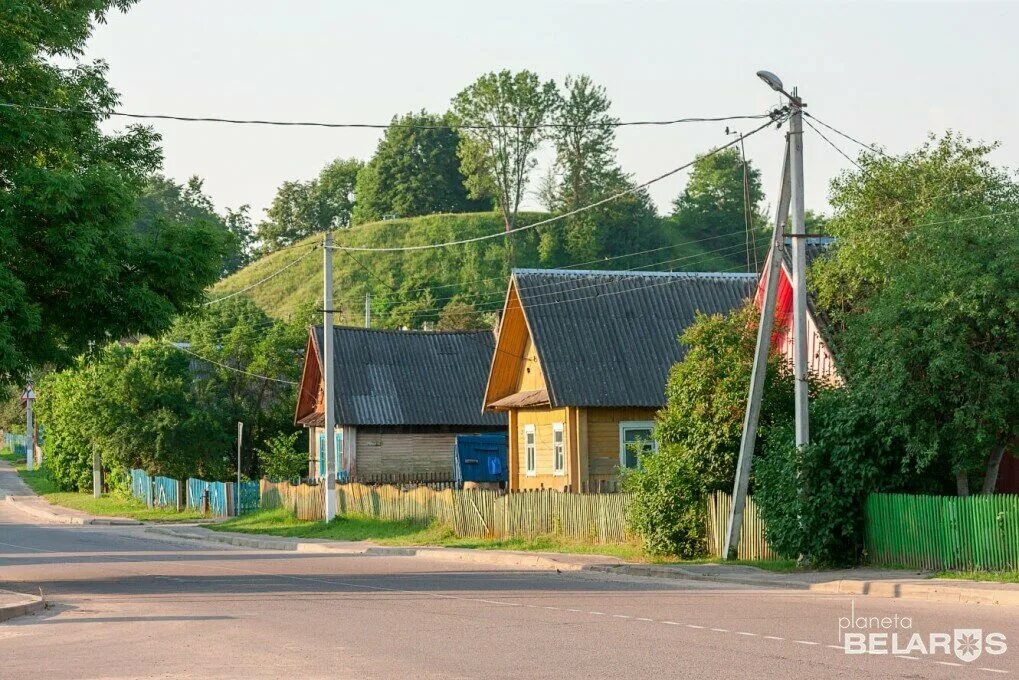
left=318, top=433, right=326, bottom=479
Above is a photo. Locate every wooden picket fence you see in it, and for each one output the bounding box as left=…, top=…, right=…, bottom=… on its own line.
left=865, top=493, right=1019, bottom=570
left=704, top=491, right=776, bottom=560
left=259, top=480, right=632, bottom=543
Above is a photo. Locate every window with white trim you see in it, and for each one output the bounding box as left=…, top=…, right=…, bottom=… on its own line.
left=619, top=421, right=657, bottom=469
left=524, top=424, right=536, bottom=476
left=552, top=423, right=565, bottom=476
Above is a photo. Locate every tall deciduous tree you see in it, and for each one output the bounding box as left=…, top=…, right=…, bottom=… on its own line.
left=551, top=75, right=619, bottom=211
left=451, top=70, right=560, bottom=236
left=670, top=147, right=765, bottom=268
left=0, top=0, right=228, bottom=383
left=257, top=157, right=363, bottom=253
left=353, top=111, right=489, bottom=224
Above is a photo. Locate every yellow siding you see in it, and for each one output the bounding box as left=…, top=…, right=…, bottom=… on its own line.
left=586, top=407, right=657, bottom=487
left=514, top=407, right=570, bottom=491
left=515, top=337, right=547, bottom=392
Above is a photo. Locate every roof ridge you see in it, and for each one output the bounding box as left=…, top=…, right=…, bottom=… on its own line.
left=513, top=268, right=757, bottom=279
left=315, top=325, right=494, bottom=336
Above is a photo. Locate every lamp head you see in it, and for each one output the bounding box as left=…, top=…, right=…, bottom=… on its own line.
left=756, top=70, right=784, bottom=93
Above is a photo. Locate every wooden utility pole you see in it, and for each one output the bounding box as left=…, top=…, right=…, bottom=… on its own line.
left=323, top=233, right=337, bottom=522
left=364, top=292, right=371, bottom=328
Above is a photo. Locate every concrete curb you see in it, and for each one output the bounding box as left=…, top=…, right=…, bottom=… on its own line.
left=4, top=495, right=141, bottom=526
left=146, top=526, right=603, bottom=572
left=0, top=590, right=45, bottom=623
left=588, top=564, right=1019, bottom=607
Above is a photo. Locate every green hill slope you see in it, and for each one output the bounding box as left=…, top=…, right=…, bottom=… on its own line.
left=210, top=211, right=749, bottom=327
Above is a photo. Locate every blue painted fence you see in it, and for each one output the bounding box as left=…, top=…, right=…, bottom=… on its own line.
left=130, top=469, right=152, bottom=505
left=186, top=478, right=230, bottom=516
left=4, top=433, right=29, bottom=458
left=153, top=476, right=181, bottom=509
left=235, top=481, right=260, bottom=515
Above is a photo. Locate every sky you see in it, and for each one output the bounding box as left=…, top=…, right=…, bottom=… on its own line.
left=83, top=0, right=1019, bottom=222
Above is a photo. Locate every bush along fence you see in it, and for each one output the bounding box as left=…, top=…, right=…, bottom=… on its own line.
left=260, top=480, right=632, bottom=543
left=704, top=491, right=776, bottom=561
left=129, top=469, right=258, bottom=517
left=865, top=493, right=1019, bottom=571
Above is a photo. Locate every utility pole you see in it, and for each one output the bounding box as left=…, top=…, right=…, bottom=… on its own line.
left=236, top=421, right=243, bottom=516
left=323, top=233, right=337, bottom=522
left=364, top=292, right=371, bottom=329
left=725, top=70, right=808, bottom=559
left=23, top=383, right=34, bottom=472
left=93, top=452, right=102, bottom=499
left=788, top=87, right=810, bottom=449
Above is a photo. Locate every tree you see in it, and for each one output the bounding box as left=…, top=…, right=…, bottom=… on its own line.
left=222, top=205, right=256, bottom=274
left=436, top=300, right=489, bottom=331
left=551, top=75, right=618, bottom=212
left=257, top=158, right=363, bottom=252
left=836, top=213, right=1019, bottom=496
left=0, top=1, right=229, bottom=383
left=670, top=147, right=766, bottom=268
left=451, top=70, right=560, bottom=236
left=37, top=342, right=230, bottom=491
left=812, top=132, right=1019, bottom=330
left=624, top=304, right=793, bottom=556
left=352, top=111, right=489, bottom=224
left=134, top=175, right=248, bottom=276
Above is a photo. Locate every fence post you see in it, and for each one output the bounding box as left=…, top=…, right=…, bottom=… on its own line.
left=202, top=488, right=210, bottom=515
left=176, top=479, right=182, bottom=512
left=148, top=476, right=154, bottom=509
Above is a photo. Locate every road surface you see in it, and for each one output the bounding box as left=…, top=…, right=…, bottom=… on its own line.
left=1, top=503, right=1016, bottom=679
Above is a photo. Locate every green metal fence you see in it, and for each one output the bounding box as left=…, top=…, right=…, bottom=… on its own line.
left=865, top=493, right=1019, bottom=571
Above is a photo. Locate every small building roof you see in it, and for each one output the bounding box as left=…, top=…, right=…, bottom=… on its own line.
left=510, top=269, right=758, bottom=408
left=310, top=326, right=507, bottom=427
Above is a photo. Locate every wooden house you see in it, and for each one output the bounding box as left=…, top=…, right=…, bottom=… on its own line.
left=483, top=269, right=758, bottom=492
left=294, top=326, right=506, bottom=483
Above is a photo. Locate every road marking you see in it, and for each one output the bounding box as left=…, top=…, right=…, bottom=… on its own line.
left=686, top=624, right=705, bottom=629
left=661, top=621, right=681, bottom=626
left=979, top=668, right=1009, bottom=674
left=936, top=661, right=963, bottom=667
left=635, top=617, right=653, bottom=622
left=588, top=611, right=606, bottom=616
left=794, top=640, right=819, bottom=646
left=612, top=614, right=631, bottom=619
left=894, top=656, right=919, bottom=661
left=763, top=635, right=784, bottom=641
left=711, top=628, right=730, bottom=633
left=736, top=632, right=757, bottom=637
left=826, top=644, right=843, bottom=650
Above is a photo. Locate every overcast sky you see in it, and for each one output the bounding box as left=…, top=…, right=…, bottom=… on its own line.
left=84, top=1, right=1019, bottom=222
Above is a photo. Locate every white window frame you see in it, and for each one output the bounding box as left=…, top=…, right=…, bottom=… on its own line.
left=552, top=422, right=565, bottom=476
left=619, top=421, right=657, bottom=469
left=524, top=424, right=537, bottom=476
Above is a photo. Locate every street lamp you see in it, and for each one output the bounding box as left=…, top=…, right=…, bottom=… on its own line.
left=756, top=70, right=799, bottom=103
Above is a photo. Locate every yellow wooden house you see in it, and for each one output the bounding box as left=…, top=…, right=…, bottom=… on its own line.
left=483, top=269, right=757, bottom=492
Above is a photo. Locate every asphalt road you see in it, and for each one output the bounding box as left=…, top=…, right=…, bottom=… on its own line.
left=1, top=504, right=1016, bottom=679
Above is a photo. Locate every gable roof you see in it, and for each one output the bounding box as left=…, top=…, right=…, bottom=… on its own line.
left=310, top=326, right=506, bottom=427
left=507, top=269, right=757, bottom=408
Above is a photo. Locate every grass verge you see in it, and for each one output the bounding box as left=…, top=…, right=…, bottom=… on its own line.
left=937, top=570, right=1019, bottom=584
left=214, top=507, right=797, bottom=570
left=0, top=449, right=204, bottom=522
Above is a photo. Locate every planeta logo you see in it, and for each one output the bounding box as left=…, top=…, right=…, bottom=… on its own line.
left=838, top=601, right=1007, bottom=663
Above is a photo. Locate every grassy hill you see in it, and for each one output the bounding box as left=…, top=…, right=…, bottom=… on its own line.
left=210, top=211, right=748, bottom=327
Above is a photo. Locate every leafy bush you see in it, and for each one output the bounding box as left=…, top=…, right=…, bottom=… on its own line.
left=257, top=431, right=307, bottom=481
left=623, top=450, right=704, bottom=558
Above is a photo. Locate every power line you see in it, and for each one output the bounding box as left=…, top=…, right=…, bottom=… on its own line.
left=205, top=244, right=318, bottom=305
left=325, top=114, right=787, bottom=254
left=803, top=112, right=890, bottom=158
left=0, top=101, right=778, bottom=131
left=167, top=342, right=298, bottom=385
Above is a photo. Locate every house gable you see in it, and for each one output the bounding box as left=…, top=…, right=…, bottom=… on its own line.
left=294, top=330, right=324, bottom=426
left=484, top=279, right=550, bottom=410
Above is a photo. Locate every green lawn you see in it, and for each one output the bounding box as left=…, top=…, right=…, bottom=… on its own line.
left=937, top=570, right=1019, bottom=584
left=214, top=507, right=798, bottom=569
left=1, top=448, right=204, bottom=522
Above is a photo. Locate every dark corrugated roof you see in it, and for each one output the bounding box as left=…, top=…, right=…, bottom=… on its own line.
left=782, top=236, right=835, bottom=271
left=513, top=269, right=757, bottom=408
left=313, top=326, right=506, bottom=427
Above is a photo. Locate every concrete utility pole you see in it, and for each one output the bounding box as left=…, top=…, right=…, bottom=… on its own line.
left=236, top=421, right=243, bottom=515
left=323, top=233, right=337, bottom=522
left=23, top=383, right=34, bottom=472
left=725, top=70, right=809, bottom=559
left=364, top=292, right=371, bottom=329
left=788, top=87, right=810, bottom=449
left=93, top=452, right=102, bottom=499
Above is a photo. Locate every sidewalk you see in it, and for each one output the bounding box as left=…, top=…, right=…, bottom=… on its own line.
left=0, top=589, right=45, bottom=622
left=150, top=524, right=1019, bottom=607
left=0, top=459, right=140, bottom=526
